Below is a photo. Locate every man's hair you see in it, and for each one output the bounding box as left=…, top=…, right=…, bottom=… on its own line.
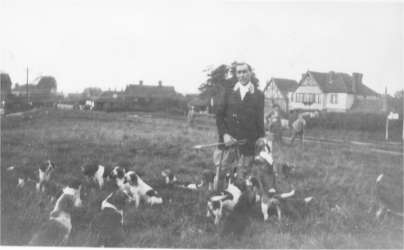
left=230, top=61, right=259, bottom=87
left=234, top=62, right=252, bottom=72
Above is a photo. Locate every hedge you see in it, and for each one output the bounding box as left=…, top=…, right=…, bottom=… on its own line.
left=304, top=112, right=403, bottom=133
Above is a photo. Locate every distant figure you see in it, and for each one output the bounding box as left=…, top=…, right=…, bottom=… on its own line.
left=266, top=105, right=283, bottom=145
left=290, top=114, right=306, bottom=145
left=187, top=106, right=195, bottom=127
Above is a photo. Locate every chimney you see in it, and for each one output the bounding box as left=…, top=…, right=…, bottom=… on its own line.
left=352, top=73, right=362, bottom=94
left=158, top=80, right=162, bottom=87
left=328, top=71, right=336, bottom=84
left=139, top=80, right=143, bottom=86
left=382, top=86, right=388, bottom=112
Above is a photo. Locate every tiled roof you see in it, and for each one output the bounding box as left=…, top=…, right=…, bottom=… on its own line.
left=124, top=84, right=178, bottom=99
left=302, top=71, right=379, bottom=96
left=267, top=78, right=298, bottom=96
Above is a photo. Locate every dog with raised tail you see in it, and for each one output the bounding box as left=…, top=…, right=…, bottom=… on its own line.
left=28, top=179, right=83, bottom=246
left=91, top=190, right=131, bottom=247
left=124, top=171, right=163, bottom=208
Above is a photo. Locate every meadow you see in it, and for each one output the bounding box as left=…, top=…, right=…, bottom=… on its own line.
left=1, top=109, right=403, bottom=248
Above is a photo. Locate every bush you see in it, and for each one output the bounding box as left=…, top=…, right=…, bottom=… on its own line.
left=304, top=112, right=403, bottom=133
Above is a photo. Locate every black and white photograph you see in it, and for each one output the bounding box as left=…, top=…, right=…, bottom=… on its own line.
left=1, top=0, right=403, bottom=248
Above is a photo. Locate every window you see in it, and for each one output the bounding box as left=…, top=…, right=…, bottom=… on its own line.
left=296, top=93, right=303, bottom=103
left=330, top=94, right=338, bottom=104
left=316, top=94, right=321, bottom=104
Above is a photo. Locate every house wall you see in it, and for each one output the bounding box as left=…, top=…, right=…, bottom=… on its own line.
left=324, top=93, right=354, bottom=112
left=264, top=80, right=288, bottom=114
left=289, top=84, right=324, bottom=111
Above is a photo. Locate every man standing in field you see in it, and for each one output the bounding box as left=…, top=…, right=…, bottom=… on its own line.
left=290, top=113, right=306, bottom=145
left=215, top=62, right=265, bottom=185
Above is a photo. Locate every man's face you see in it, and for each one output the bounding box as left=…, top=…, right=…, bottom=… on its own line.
left=236, top=64, right=251, bottom=85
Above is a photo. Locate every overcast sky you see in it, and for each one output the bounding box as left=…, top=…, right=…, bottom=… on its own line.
left=1, top=0, right=403, bottom=95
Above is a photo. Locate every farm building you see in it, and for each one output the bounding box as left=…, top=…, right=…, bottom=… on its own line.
left=95, top=81, right=185, bottom=113
left=12, top=80, right=58, bottom=107
left=263, top=78, right=298, bottom=114
left=289, top=70, right=381, bottom=113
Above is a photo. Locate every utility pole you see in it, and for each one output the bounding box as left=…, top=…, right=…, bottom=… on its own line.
left=26, top=67, right=29, bottom=104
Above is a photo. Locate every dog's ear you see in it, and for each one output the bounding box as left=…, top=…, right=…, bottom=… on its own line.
left=39, top=162, right=48, bottom=172
left=56, top=195, right=75, bottom=214
left=81, top=163, right=98, bottom=176
left=127, top=173, right=138, bottom=186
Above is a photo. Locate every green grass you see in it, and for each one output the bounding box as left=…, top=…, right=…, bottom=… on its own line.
left=1, top=109, right=403, bottom=248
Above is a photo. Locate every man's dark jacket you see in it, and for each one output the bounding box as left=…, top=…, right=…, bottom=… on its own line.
left=215, top=83, right=265, bottom=156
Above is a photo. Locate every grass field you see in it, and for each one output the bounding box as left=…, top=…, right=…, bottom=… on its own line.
left=1, top=109, right=403, bottom=248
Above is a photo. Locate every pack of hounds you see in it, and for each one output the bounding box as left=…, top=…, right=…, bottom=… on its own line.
left=6, top=138, right=401, bottom=246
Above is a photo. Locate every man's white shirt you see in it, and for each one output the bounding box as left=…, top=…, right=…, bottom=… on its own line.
left=233, top=82, right=254, bottom=101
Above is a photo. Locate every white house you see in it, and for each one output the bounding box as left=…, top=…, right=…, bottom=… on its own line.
left=263, top=78, right=298, bottom=114
left=289, top=71, right=381, bottom=112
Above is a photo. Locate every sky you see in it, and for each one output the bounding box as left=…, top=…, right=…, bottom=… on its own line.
left=1, top=0, right=403, bottom=95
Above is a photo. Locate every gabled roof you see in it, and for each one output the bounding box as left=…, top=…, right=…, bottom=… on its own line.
left=300, top=71, right=379, bottom=96
left=124, top=84, right=178, bottom=99
left=266, top=78, right=298, bottom=97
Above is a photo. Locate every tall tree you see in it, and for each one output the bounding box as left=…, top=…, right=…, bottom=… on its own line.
left=1, top=73, right=12, bottom=94
left=37, top=76, right=57, bottom=92
left=82, top=87, right=103, bottom=98
left=198, top=62, right=260, bottom=111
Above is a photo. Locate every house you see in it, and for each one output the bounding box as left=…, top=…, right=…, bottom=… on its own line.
left=124, top=80, right=180, bottom=103
left=263, top=78, right=298, bottom=114
left=95, top=81, right=185, bottom=112
left=12, top=80, right=58, bottom=107
left=289, top=70, right=381, bottom=113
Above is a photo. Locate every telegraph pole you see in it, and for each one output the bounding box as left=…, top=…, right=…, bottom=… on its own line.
left=26, top=67, right=29, bottom=104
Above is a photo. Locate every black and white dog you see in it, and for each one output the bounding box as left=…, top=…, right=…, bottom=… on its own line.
left=91, top=190, right=131, bottom=247
left=124, top=171, right=163, bottom=208
left=81, top=163, right=127, bottom=190
left=36, top=160, right=56, bottom=192
left=29, top=180, right=83, bottom=246
left=206, top=179, right=242, bottom=225
left=161, top=169, right=212, bottom=190
left=374, top=174, right=403, bottom=219
left=7, top=160, right=55, bottom=189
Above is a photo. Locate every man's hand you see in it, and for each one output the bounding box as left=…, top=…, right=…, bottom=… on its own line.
left=223, top=133, right=237, bottom=146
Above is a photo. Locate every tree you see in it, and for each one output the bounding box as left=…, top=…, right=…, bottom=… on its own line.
left=198, top=61, right=260, bottom=111
left=1, top=73, right=12, bottom=94
left=82, top=87, right=103, bottom=99
left=394, top=90, right=404, bottom=99
left=37, top=76, right=57, bottom=92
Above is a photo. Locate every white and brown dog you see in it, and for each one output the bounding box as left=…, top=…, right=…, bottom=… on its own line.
left=206, top=180, right=242, bottom=225
left=91, top=190, right=131, bottom=247
left=7, top=165, right=37, bottom=188
left=29, top=180, right=83, bottom=246
left=260, top=188, right=295, bottom=222
left=81, top=163, right=127, bottom=190
left=161, top=169, right=214, bottom=190
left=36, top=160, right=56, bottom=192
left=124, top=171, right=163, bottom=208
